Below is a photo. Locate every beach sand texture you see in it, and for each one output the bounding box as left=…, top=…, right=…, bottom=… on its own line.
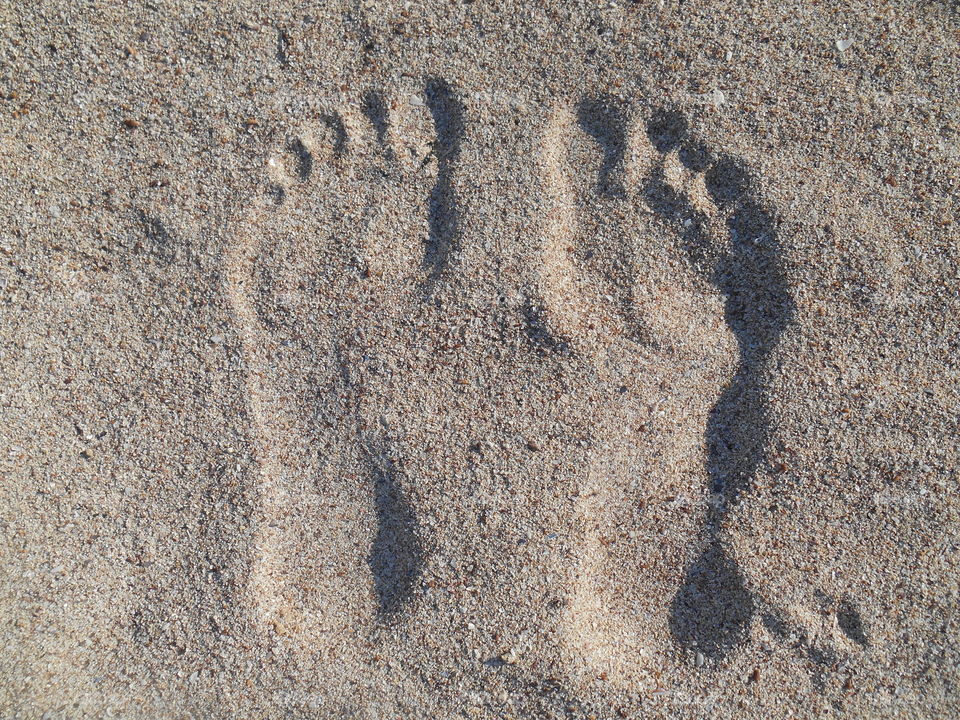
left=1, top=1, right=958, bottom=717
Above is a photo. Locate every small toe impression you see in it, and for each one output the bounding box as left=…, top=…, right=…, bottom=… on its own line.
left=646, top=107, right=689, bottom=154
left=576, top=95, right=629, bottom=198
left=266, top=116, right=348, bottom=195
left=837, top=597, right=869, bottom=647
left=286, top=136, right=314, bottom=181
left=267, top=135, right=310, bottom=189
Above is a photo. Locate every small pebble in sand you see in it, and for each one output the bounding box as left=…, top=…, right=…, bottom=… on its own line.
left=694, top=651, right=705, bottom=667
left=836, top=38, right=855, bottom=51
left=694, top=88, right=725, bottom=107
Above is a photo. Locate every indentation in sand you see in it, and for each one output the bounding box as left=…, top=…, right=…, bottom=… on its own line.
left=224, top=85, right=446, bottom=651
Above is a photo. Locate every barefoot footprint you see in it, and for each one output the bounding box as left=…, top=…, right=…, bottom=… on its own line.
left=642, top=110, right=872, bottom=676
left=225, top=80, right=459, bottom=662
left=641, top=108, right=793, bottom=660
left=225, top=82, right=869, bottom=705
left=538, top=97, right=739, bottom=688
left=537, top=98, right=873, bottom=693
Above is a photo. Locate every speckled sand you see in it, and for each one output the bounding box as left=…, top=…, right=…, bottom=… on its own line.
left=1, top=2, right=958, bottom=718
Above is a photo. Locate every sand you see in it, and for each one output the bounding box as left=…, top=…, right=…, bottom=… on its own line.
left=1, top=1, right=958, bottom=718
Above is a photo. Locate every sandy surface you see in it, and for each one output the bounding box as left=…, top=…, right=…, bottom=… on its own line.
left=1, top=1, right=959, bottom=718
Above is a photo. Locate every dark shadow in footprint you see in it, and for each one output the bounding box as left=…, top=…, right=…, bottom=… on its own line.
left=135, top=209, right=178, bottom=265
left=670, top=543, right=755, bottom=659
left=266, top=184, right=285, bottom=205
left=424, top=78, right=465, bottom=288
left=645, top=108, right=687, bottom=154
left=761, top=609, right=791, bottom=640
left=837, top=598, right=869, bottom=647
left=576, top=95, right=628, bottom=197
left=365, top=442, right=424, bottom=617
left=320, top=113, right=348, bottom=159
left=642, top=109, right=796, bottom=661
left=287, top=137, right=313, bottom=181
left=276, top=28, right=290, bottom=66
left=362, top=90, right=393, bottom=162
left=521, top=295, right=570, bottom=356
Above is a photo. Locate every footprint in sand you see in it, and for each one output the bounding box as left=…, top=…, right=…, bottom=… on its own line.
left=224, top=81, right=869, bottom=703
left=535, top=96, right=868, bottom=688
left=224, top=79, right=464, bottom=660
